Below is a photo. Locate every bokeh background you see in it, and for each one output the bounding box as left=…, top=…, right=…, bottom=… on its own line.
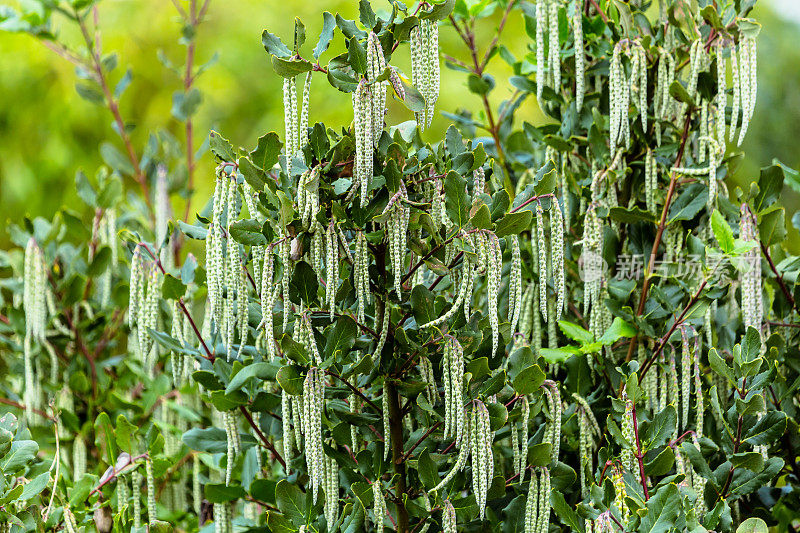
left=0, top=0, right=798, bottom=246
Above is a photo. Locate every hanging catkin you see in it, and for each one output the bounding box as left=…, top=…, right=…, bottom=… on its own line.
left=303, top=367, right=325, bottom=502
left=573, top=0, right=585, bottom=109
left=740, top=203, right=763, bottom=332
left=471, top=400, right=494, bottom=519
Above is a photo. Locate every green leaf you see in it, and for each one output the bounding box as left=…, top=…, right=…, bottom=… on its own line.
left=711, top=210, right=735, bottom=253
left=558, top=320, right=594, bottom=344
left=668, top=184, right=707, bottom=224
left=643, top=405, right=677, bottom=450
left=271, top=56, right=313, bottom=78
left=668, top=80, right=694, bottom=106
left=527, top=443, right=553, bottom=467
left=261, top=30, right=291, bottom=58
left=229, top=219, right=268, bottom=246
left=277, top=366, right=304, bottom=396
left=161, top=273, right=187, bottom=300
left=469, top=203, right=492, bottom=230
left=293, top=17, right=306, bottom=52
left=597, top=317, right=636, bottom=345
left=609, top=206, right=656, bottom=224
left=639, top=483, right=680, bottom=533
left=758, top=207, right=786, bottom=247
left=19, top=471, right=49, bottom=500
left=238, top=157, right=266, bottom=193
left=411, top=284, right=435, bottom=326
left=445, top=171, right=469, bottom=228
left=347, top=36, right=367, bottom=75
left=0, top=440, right=38, bottom=472
left=183, top=427, right=229, bottom=453
left=275, top=479, right=308, bottom=527
left=736, top=518, right=768, bottom=533
left=422, top=0, right=456, bottom=20
left=744, top=411, right=787, bottom=446
left=177, top=220, right=208, bottom=240
left=250, top=131, right=283, bottom=172
left=741, top=327, right=761, bottom=364
left=539, top=347, right=578, bottom=364
left=76, top=82, right=104, bottom=104
left=512, top=364, right=545, bottom=395
left=551, top=491, right=584, bottom=533
left=358, top=0, right=377, bottom=28
left=226, top=362, right=278, bottom=395
left=289, top=261, right=319, bottom=305
left=87, top=246, right=112, bottom=276
left=100, top=142, right=135, bottom=176
left=754, top=164, right=784, bottom=212
left=495, top=211, right=533, bottom=237
left=206, top=483, right=245, bottom=503
left=115, top=414, right=138, bottom=454
left=94, top=412, right=118, bottom=464
left=708, top=347, right=733, bottom=381
left=323, top=315, right=358, bottom=360
left=730, top=452, right=765, bottom=472
left=313, top=12, right=336, bottom=59
left=75, top=170, right=97, bottom=206
left=644, top=446, right=675, bottom=477
left=209, top=130, right=237, bottom=162
left=417, top=449, right=439, bottom=490
left=171, top=88, right=202, bottom=122
left=728, top=457, right=783, bottom=497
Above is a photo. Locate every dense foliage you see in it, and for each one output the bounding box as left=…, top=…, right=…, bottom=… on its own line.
left=1, top=0, right=800, bottom=532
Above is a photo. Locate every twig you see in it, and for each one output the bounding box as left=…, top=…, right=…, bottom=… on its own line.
left=639, top=277, right=708, bottom=380
left=327, top=370, right=382, bottom=414
left=75, top=8, right=151, bottom=208
left=239, top=406, right=286, bottom=469
left=0, top=397, right=55, bottom=421
left=625, top=112, right=694, bottom=363
left=631, top=402, right=650, bottom=500
left=761, top=241, right=798, bottom=312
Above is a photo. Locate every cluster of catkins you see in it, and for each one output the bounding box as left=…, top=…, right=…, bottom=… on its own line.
left=739, top=204, right=763, bottom=332
left=609, top=41, right=647, bottom=153
left=128, top=245, right=162, bottom=373
left=534, top=0, right=562, bottom=102
left=410, top=18, right=439, bottom=128
left=205, top=168, right=249, bottom=361
left=283, top=72, right=311, bottom=177
left=352, top=32, right=389, bottom=206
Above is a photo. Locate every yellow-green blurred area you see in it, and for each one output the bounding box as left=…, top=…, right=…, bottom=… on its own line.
left=0, top=0, right=798, bottom=247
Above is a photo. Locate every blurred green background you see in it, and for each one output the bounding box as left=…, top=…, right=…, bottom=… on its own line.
left=0, top=0, right=798, bottom=246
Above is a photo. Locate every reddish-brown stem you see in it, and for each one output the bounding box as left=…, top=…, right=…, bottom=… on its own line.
left=669, top=429, right=696, bottom=449
left=478, top=0, right=517, bottom=71
left=630, top=402, right=650, bottom=500
left=761, top=241, right=798, bottom=312
left=139, top=243, right=214, bottom=360
left=0, top=397, right=55, bottom=421
left=239, top=405, right=286, bottom=469
left=448, top=15, right=508, bottom=169
left=626, top=112, right=694, bottom=363
left=509, top=192, right=556, bottom=214
left=639, top=278, right=708, bottom=380
left=90, top=453, right=150, bottom=495
left=180, top=0, right=211, bottom=223
left=400, top=421, right=442, bottom=463
left=76, top=9, right=151, bottom=208
left=588, top=0, right=610, bottom=23
left=327, top=370, right=382, bottom=414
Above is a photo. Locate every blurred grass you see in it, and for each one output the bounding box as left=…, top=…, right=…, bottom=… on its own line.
left=0, top=0, right=797, bottom=248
